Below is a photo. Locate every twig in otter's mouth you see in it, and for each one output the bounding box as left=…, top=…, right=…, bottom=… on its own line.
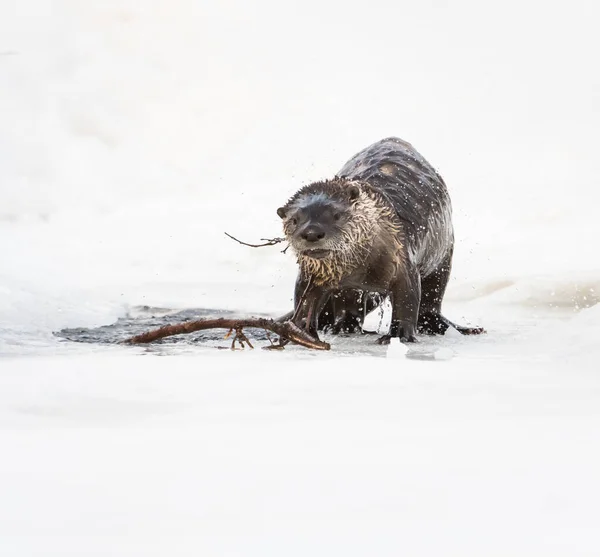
left=224, top=232, right=287, bottom=249
left=121, top=317, right=330, bottom=351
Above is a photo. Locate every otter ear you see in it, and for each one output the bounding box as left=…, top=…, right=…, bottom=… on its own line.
left=276, top=207, right=287, bottom=219
left=348, top=184, right=360, bottom=201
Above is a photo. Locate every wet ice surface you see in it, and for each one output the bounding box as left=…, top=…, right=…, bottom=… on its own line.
left=2, top=172, right=599, bottom=557
left=3, top=306, right=600, bottom=557
left=50, top=302, right=584, bottom=366
left=2, top=236, right=600, bottom=557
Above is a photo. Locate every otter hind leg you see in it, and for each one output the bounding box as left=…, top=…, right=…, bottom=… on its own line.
left=417, top=312, right=485, bottom=336
left=418, top=253, right=485, bottom=336
left=417, top=253, right=452, bottom=335
left=417, top=312, right=450, bottom=335
left=440, top=315, right=485, bottom=335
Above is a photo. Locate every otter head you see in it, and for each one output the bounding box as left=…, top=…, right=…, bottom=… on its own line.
left=277, top=180, right=362, bottom=260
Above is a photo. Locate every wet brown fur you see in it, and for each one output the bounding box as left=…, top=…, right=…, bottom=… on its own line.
left=280, top=178, right=403, bottom=287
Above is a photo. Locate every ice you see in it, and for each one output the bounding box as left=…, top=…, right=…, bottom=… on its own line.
left=386, top=337, right=409, bottom=358
left=1, top=1, right=600, bottom=555
left=434, top=347, right=454, bottom=361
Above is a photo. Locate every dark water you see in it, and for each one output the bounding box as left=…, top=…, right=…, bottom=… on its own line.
left=54, top=305, right=393, bottom=356
left=55, top=306, right=273, bottom=347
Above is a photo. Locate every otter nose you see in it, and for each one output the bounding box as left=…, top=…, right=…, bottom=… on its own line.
left=301, top=225, right=326, bottom=243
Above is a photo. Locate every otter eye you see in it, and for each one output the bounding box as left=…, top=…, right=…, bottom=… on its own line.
left=333, top=213, right=341, bottom=222
left=291, top=217, right=297, bottom=226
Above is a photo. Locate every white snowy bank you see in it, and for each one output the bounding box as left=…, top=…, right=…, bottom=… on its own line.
left=1, top=0, right=599, bottom=555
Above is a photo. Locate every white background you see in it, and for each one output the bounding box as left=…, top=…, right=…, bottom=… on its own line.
left=1, top=1, right=599, bottom=555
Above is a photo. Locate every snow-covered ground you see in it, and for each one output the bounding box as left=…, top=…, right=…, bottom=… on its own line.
left=1, top=1, right=600, bottom=555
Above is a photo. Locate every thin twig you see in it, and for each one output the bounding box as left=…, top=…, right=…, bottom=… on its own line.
left=224, top=232, right=286, bottom=248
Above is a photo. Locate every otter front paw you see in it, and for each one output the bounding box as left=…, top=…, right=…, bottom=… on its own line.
left=377, top=333, right=417, bottom=345
left=377, top=321, right=417, bottom=344
left=377, top=334, right=392, bottom=345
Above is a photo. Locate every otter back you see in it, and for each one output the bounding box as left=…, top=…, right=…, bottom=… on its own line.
left=338, top=137, right=454, bottom=277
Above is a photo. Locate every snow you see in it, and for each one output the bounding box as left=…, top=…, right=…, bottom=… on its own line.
left=1, top=0, right=600, bottom=555
left=2, top=353, right=600, bottom=556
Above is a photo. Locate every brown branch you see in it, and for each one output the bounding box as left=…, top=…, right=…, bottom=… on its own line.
left=121, top=317, right=330, bottom=350
left=224, top=232, right=286, bottom=248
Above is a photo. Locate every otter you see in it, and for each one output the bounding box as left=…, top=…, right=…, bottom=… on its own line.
left=277, top=137, right=483, bottom=343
